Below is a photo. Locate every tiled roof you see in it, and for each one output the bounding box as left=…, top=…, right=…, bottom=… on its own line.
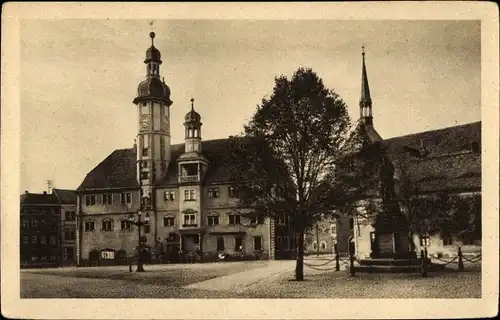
left=20, top=193, right=60, bottom=205
left=382, top=121, right=481, bottom=194
left=77, top=148, right=139, bottom=191
left=52, top=189, right=77, bottom=204
left=77, top=137, right=279, bottom=191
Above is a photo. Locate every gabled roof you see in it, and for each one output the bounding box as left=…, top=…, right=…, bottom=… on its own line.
left=77, top=137, right=279, bottom=191
left=20, top=192, right=60, bottom=205
left=53, top=189, right=77, bottom=205
left=78, top=148, right=139, bottom=191
left=382, top=121, right=481, bottom=194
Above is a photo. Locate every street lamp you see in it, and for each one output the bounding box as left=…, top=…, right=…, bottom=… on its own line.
left=128, top=210, right=150, bottom=272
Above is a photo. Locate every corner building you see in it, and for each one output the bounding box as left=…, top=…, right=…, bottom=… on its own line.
left=76, top=33, right=281, bottom=266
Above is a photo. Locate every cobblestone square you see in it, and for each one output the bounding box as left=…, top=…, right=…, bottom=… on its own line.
left=21, top=259, right=481, bottom=299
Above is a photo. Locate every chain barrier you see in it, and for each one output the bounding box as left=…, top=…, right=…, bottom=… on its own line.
left=428, top=253, right=481, bottom=265
left=428, top=255, right=459, bottom=266
left=303, top=263, right=339, bottom=271
left=462, top=253, right=482, bottom=263
left=303, top=258, right=335, bottom=268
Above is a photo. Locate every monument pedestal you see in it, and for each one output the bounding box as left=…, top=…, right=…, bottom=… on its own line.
left=356, top=202, right=426, bottom=273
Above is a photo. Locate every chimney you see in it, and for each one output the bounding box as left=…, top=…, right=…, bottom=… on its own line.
left=133, top=139, right=137, bottom=150
left=46, top=180, right=53, bottom=194
left=43, top=191, right=47, bottom=195
left=25, top=190, right=29, bottom=195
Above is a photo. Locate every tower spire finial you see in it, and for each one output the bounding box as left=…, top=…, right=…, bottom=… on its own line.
left=190, top=98, right=195, bottom=111
left=149, top=21, right=155, bottom=46
left=359, top=45, right=373, bottom=125
left=360, top=45, right=371, bottom=102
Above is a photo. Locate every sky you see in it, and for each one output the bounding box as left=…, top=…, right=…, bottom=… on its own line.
left=20, top=19, right=481, bottom=194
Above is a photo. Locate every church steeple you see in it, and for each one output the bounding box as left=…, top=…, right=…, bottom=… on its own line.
left=359, top=46, right=373, bottom=126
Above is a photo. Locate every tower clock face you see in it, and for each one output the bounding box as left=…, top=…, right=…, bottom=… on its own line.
left=140, top=115, right=150, bottom=128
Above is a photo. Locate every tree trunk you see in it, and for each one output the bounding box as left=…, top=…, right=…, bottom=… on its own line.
left=295, top=228, right=305, bottom=281
left=408, top=230, right=416, bottom=253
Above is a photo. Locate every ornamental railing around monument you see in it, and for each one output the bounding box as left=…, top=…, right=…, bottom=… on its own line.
left=301, top=246, right=481, bottom=276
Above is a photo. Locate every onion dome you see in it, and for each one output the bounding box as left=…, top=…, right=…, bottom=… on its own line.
left=132, top=32, right=172, bottom=106
left=184, top=98, right=201, bottom=124
left=135, top=77, right=171, bottom=104
left=145, top=32, right=162, bottom=63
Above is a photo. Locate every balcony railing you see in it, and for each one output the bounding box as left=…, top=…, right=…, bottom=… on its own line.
left=180, top=175, right=199, bottom=183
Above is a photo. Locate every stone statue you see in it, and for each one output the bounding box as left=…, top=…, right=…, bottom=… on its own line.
left=379, top=156, right=396, bottom=202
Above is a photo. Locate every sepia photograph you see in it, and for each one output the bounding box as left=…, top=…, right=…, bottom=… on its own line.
left=1, top=2, right=498, bottom=320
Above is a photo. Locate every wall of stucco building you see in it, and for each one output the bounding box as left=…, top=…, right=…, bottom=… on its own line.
left=60, top=204, right=77, bottom=265
left=78, top=183, right=272, bottom=263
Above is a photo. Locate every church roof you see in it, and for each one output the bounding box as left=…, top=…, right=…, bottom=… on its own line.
left=77, top=137, right=279, bottom=191
left=381, top=121, right=481, bottom=194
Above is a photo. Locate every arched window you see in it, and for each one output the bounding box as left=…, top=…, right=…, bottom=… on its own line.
left=312, top=241, right=318, bottom=250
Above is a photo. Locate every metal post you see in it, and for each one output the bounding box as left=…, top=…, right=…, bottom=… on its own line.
left=316, top=224, right=319, bottom=257
left=458, top=246, right=464, bottom=271
left=136, top=214, right=145, bottom=272
left=349, top=253, right=355, bottom=276
left=334, top=243, right=340, bottom=272
left=420, top=249, right=427, bottom=277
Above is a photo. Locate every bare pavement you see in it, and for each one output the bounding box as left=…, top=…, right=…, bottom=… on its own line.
left=21, top=255, right=481, bottom=299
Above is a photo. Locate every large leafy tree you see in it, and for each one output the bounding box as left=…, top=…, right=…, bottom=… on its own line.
left=228, top=68, right=376, bottom=280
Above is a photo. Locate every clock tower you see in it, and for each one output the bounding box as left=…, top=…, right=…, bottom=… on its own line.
left=133, top=32, right=173, bottom=201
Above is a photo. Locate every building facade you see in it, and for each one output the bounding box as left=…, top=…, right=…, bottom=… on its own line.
left=76, top=33, right=286, bottom=266
left=54, top=189, right=78, bottom=265
left=20, top=188, right=77, bottom=268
